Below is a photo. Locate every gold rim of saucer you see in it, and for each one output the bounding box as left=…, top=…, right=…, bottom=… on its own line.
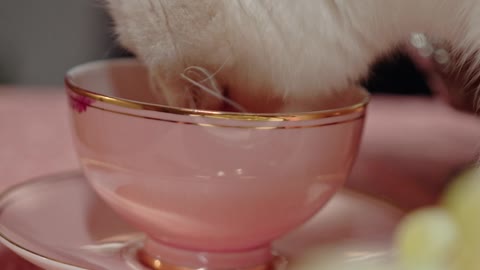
left=65, top=59, right=370, bottom=122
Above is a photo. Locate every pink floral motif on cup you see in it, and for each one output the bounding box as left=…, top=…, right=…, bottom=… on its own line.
left=69, top=94, right=93, bottom=113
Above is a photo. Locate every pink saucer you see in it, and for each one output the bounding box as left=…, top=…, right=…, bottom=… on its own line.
left=0, top=171, right=403, bottom=270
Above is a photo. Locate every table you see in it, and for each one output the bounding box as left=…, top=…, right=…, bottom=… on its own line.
left=1, top=86, right=480, bottom=268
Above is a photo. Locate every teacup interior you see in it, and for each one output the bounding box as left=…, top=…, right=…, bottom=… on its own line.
left=67, top=58, right=368, bottom=113
left=68, top=58, right=157, bottom=104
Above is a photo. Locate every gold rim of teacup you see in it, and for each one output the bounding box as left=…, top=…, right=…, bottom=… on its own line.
left=65, top=59, right=370, bottom=122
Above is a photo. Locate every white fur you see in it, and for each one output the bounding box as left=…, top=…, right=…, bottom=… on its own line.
left=105, top=0, right=479, bottom=112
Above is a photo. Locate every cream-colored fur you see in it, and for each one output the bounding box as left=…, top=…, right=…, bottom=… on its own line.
left=105, top=0, right=479, bottom=112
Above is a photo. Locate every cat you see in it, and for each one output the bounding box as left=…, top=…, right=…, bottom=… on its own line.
left=104, top=0, right=480, bottom=113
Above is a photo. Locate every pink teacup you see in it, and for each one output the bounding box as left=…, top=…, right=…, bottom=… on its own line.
left=65, top=59, right=369, bottom=270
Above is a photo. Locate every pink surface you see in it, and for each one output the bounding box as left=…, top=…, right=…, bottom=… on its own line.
left=0, top=86, right=77, bottom=269
left=350, top=95, right=480, bottom=209
left=0, top=87, right=78, bottom=188
left=1, top=85, right=480, bottom=267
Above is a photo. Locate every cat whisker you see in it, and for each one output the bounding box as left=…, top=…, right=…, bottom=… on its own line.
left=181, top=66, right=247, bottom=112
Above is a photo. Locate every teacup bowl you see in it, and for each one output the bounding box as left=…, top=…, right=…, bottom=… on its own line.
left=65, top=59, right=369, bottom=269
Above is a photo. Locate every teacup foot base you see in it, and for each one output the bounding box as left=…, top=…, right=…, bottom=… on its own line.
left=138, top=249, right=285, bottom=270
left=137, top=238, right=286, bottom=270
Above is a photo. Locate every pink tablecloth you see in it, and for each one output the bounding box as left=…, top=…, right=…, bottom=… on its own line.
left=1, top=86, right=480, bottom=268
left=351, top=95, right=480, bottom=209
left=0, top=87, right=78, bottom=269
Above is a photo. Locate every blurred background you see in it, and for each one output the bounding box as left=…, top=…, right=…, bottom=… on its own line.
left=0, top=1, right=431, bottom=95
left=0, top=1, right=125, bottom=86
